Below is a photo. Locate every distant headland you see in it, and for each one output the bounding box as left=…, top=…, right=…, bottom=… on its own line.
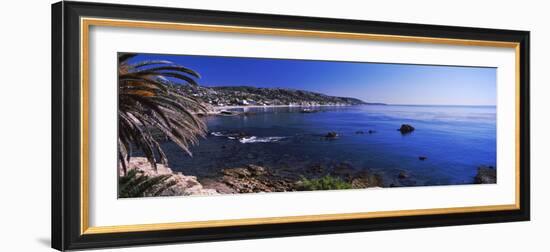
left=177, top=85, right=386, bottom=107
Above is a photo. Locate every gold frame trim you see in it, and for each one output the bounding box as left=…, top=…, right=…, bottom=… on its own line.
left=80, top=17, right=521, bottom=235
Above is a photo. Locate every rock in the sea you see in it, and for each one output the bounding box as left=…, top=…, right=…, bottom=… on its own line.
left=120, top=157, right=219, bottom=196
left=219, top=110, right=241, bottom=116
left=368, top=130, right=376, bottom=134
left=398, top=171, right=409, bottom=179
left=418, top=156, right=427, bottom=161
left=325, top=131, right=339, bottom=138
left=398, top=124, right=415, bottom=134
left=474, top=165, right=496, bottom=184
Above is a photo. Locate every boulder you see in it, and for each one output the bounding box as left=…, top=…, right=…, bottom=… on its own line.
left=418, top=156, right=427, bottom=161
left=474, top=165, right=496, bottom=184
left=398, top=124, right=415, bottom=134
left=325, top=131, right=339, bottom=138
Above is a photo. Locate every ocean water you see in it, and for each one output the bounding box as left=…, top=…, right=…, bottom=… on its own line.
left=163, top=105, right=496, bottom=187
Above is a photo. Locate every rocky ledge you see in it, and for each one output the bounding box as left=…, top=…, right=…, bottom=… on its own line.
left=201, top=163, right=384, bottom=194
left=120, top=158, right=385, bottom=196
left=201, top=165, right=296, bottom=193
left=120, top=157, right=219, bottom=196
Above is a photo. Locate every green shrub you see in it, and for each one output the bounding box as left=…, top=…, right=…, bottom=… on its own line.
left=118, top=169, right=177, bottom=198
left=297, top=175, right=352, bottom=191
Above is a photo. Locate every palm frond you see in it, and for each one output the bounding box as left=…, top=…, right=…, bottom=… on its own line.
left=132, top=60, right=173, bottom=69
left=118, top=53, right=137, bottom=63
left=117, top=53, right=207, bottom=173
left=118, top=169, right=176, bottom=198
left=134, top=65, right=201, bottom=78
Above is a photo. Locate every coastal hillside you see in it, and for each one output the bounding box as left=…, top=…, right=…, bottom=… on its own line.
left=177, top=85, right=384, bottom=107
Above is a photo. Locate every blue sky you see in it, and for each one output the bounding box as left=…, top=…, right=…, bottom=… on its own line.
left=129, top=53, right=496, bottom=106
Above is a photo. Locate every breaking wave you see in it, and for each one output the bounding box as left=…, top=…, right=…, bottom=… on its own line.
left=210, top=131, right=286, bottom=144
left=210, top=131, right=225, bottom=137
left=238, top=136, right=286, bottom=144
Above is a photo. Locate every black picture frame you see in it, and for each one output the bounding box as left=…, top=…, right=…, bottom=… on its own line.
left=52, top=1, right=530, bottom=251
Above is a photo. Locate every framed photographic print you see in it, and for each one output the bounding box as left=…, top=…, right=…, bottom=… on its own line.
left=51, top=1, right=530, bottom=250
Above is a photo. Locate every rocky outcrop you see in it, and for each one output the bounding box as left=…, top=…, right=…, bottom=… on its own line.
left=216, top=165, right=296, bottom=193
left=120, top=157, right=219, bottom=196
left=120, top=159, right=389, bottom=196
left=350, top=171, right=384, bottom=188
left=205, top=162, right=387, bottom=193
left=398, top=124, right=415, bottom=134
left=310, top=162, right=384, bottom=188
left=199, top=178, right=237, bottom=194
left=474, top=165, right=496, bottom=184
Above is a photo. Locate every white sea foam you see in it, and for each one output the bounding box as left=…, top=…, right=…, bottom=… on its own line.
left=238, top=136, right=286, bottom=144
left=210, top=131, right=225, bottom=137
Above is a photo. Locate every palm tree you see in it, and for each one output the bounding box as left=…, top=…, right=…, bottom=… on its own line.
left=118, top=169, right=178, bottom=198
left=118, top=53, right=207, bottom=174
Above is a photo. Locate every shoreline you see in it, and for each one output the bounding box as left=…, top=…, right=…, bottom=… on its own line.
left=216, top=104, right=359, bottom=109
left=121, top=157, right=497, bottom=197
left=206, top=104, right=362, bottom=115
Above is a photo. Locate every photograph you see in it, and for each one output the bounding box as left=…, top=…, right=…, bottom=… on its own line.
left=47, top=1, right=533, bottom=250
left=117, top=52, right=497, bottom=198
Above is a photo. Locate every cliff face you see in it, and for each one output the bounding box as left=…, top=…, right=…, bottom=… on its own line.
left=177, top=85, right=383, bottom=107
